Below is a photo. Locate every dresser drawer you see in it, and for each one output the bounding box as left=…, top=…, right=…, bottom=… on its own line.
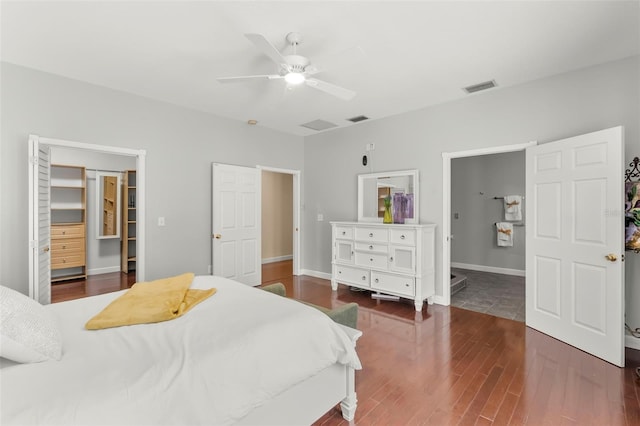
left=335, top=225, right=353, bottom=240
left=334, top=265, right=370, bottom=287
left=354, top=242, right=388, bottom=253
left=51, top=253, right=85, bottom=269
left=51, top=238, right=84, bottom=253
left=371, top=271, right=415, bottom=297
left=354, top=227, right=388, bottom=243
left=390, top=228, right=416, bottom=245
left=355, top=251, right=388, bottom=269
left=51, top=224, right=85, bottom=238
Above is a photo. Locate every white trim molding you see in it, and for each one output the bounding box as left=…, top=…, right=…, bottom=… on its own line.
left=300, top=269, right=332, bottom=280
left=625, top=334, right=640, bottom=351
left=87, top=266, right=121, bottom=276
left=451, top=262, right=525, bottom=277
left=262, top=255, right=293, bottom=264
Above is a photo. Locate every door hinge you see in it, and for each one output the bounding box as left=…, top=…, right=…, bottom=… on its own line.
left=29, top=156, right=38, bottom=165
left=622, top=254, right=625, bottom=262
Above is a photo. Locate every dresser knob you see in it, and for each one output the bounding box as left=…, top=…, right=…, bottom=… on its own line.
left=342, top=231, right=346, bottom=235
left=405, top=283, right=410, bottom=287
left=400, top=235, right=405, bottom=240
left=369, top=245, right=373, bottom=249
left=375, top=278, right=379, bottom=283
left=361, top=276, right=366, bottom=281
left=390, top=257, right=394, bottom=262
left=62, top=245, right=66, bottom=249
left=369, top=233, right=373, bottom=237
left=370, top=258, right=373, bottom=262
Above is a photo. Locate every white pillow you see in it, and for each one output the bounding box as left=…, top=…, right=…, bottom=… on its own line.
left=0, top=285, right=62, bottom=363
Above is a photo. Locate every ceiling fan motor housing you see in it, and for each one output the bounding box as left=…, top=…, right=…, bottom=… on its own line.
left=284, top=54, right=310, bottom=74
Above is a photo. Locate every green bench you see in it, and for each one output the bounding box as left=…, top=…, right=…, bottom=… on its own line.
left=261, top=283, right=358, bottom=329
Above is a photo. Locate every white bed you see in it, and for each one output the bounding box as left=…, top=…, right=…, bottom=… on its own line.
left=0, top=275, right=362, bottom=425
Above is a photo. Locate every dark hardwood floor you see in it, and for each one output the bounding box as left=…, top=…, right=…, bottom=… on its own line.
left=51, top=271, right=135, bottom=303
left=52, top=261, right=640, bottom=425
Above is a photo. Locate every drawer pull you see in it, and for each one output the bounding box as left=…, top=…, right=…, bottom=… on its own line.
left=342, top=231, right=346, bottom=235
left=361, top=276, right=366, bottom=281
left=369, top=233, right=373, bottom=237
left=62, top=245, right=66, bottom=249
left=370, top=258, right=373, bottom=262
left=338, top=271, right=342, bottom=274
left=400, top=234, right=405, bottom=240
left=369, top=245, right=373, bottom=249
left=62, top=259, right=66, bottom=263
left=62, top=231, right=66, bottom=235
left=375, top=278, right=379, bottom=283
left=405, top=283, right=410, bottom=287
left=390, top=257, right=394, bottom=262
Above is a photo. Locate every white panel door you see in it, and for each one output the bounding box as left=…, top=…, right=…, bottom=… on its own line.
left=28, top=136, right=52, bottom=304
left=212, top=163, right=261, bottom=286
left=526, top=126, right=624, bottom=366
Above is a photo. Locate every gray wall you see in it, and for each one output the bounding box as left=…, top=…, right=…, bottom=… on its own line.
left=302, top=55, right=639, bottom=325
left=50, top=148, right=136, bottom=275
left=0, top=62, right=304, bottom=294
left=451, top=151, right=525, bottom=272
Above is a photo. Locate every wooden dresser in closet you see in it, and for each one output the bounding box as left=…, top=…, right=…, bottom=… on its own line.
left=50, top=164, right=87, bottom=282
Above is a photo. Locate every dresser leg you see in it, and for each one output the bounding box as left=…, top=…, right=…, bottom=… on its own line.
left=331, top=279, right=338, bottom=291
left=414, top=299, right=423, bottom=311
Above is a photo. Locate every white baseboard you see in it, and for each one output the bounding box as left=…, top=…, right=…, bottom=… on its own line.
left=262, top=255, right=293, bottom=264
left=451, top=262, right=525, bottom=277
left=87, top=266, right=121, bottom=276
left=626, top=334, right=640, bottom=351
left=300, top=269, right=332, bottom=280
left=431, top=295, right=448, bottom=306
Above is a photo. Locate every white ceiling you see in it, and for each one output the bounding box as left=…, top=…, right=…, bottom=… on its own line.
left=2, top=1, right=639, bottom=137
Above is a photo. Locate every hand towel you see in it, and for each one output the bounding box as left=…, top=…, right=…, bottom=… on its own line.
left=85, top=272, right=216, bottom=330
left=504, top=195, right=522, bottom=221
left=496, top=222, right=514, bottom=247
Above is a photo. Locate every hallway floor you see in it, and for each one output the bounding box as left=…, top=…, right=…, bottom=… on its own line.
left=450, top=268, right=525, bottom=322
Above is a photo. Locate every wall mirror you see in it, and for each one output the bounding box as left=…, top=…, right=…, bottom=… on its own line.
left=358, top=169, right=419, bottom=223
left=96, top=172, right=121, bottom=239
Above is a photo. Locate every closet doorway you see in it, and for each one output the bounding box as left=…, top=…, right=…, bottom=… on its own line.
left=258, top=166, right=301, bottom=283
left=28, top=135, right=146, bottom=304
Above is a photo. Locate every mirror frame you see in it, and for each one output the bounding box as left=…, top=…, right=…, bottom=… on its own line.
left=96, top=171, right=122, bottom=239
left=357, top=169, right=419, bottom=223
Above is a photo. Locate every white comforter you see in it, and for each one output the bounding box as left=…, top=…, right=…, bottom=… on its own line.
left=0, top=276, right=361, bottom=425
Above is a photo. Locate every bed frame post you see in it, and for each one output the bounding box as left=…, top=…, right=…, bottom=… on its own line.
left=340, top=366, right=358, bottom=420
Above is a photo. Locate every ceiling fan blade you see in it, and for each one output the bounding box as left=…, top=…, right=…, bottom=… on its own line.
left=217, top=75, right=283, bottom=84
left=305, top=78, right=356, bottom=100
left=245, top=33, right=288, bottom=68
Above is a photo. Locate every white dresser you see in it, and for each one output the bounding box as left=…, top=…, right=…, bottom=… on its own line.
left=330, top=221, right=436, bottom=311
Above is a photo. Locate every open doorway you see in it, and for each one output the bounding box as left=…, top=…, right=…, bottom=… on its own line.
left=258, top=166, right=301, bottom=285
left=449, top=151, right=526, bottom=321
left=441, top=142, right=536, bottom=312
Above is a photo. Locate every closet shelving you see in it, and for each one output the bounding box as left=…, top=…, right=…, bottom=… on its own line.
left=121, top=170, right=137, bottom=273
left=50, top=164, right=87, bottom=282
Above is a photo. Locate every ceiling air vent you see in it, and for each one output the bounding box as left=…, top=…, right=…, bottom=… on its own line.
left=347, top=115, right=369, bottom=123
left=463, top=80, right=497, bottom=94
left=300, top=119, right=338, bottom=131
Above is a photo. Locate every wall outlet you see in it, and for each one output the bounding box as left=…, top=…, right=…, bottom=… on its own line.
left=158, top=217, right=165, bottom=226
left=366, top=143, right=375, bottom=151
left=317, top=213, right=324, bottom=221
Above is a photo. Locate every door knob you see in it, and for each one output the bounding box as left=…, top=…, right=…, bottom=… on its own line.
left=43, top=246, right=50, bottom=253
left=605, top=253, right=617, bottom=262
left=213, top=234, right=222, bottom=239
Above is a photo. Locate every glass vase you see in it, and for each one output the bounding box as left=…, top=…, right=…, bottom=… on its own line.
left=383, top=205, right=393, bottom=224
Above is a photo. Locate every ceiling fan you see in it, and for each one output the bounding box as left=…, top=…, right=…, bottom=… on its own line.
left=217, top=32, right=357, bottom=101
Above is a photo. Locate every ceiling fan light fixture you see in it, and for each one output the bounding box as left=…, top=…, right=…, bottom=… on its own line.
left=284, top=72, right=305, bottom=85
